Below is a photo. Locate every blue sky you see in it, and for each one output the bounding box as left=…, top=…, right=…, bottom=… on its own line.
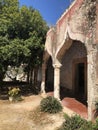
left=19, top=0, right=73, bottom=25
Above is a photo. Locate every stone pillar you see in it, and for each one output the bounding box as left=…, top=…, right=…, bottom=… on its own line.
left=53, top=64, right=62, bottom=100
left=96, top=3, right=98, bottom=44
left=41, top=63, right=46, bottom=94
left=87, top=50, right=97, bottom=120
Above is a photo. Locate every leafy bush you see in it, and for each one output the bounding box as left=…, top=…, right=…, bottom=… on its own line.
left=58, top=114, right=93, bottom=130
left=8, top=87, right=22, bottom=102
left=92, top=118, right=98, bottom=130
left=40, top=96, right=63, bottom=114
left=8, top=87, right=20, bottom=97
left=62, top=115, right=87, bottom=130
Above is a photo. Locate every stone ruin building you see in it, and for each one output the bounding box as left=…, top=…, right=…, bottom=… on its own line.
left=40, top=0, right=98, bottom=120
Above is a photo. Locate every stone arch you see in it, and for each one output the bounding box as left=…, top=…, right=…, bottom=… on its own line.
left=55, top=36, right=97, bottom=120
left=60, top=40, right=88, bottom=104
left=56, top=38, right=72, bottom=62
left=56, top=29, right=73, bottom=62
left=56, top=26, right=89, bottom=62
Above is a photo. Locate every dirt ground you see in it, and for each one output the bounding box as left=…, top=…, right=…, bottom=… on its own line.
left=0, top=95, right=64, bottom=130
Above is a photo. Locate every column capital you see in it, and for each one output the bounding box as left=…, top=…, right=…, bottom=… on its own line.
left=53, top=63, right=62, bottom=68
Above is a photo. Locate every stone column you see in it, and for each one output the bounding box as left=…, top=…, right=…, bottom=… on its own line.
left=53, top=64, right=62, bottom=100
left=41, top=63, right=46, bottom=94
left=96, top=3, right=98, bottom=44
left=87, top=50, right=97, bottom=120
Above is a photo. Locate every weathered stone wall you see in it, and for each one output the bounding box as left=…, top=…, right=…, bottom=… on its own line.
left=45, top=0, right=97, bottom=58
left=96, top=2, right=98, bottom=83
left=42, top=0, right=98, bottom=120
left=96, top=2, right=98, bottom=44
left=60, top=41, right=87, bottom=90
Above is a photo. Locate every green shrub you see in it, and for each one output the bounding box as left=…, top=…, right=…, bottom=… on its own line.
left=8, top=87, right=22, bottom=102
left=79, top=121, right=93, bottom=130
left=62, top=115, right=86, bottom=130
left=40, top=96, right=63, bottom=114
left=58, top=114, right=93, bottom=130
left=8, top=87, right=20, bottom=97
left=92, top=118, right=98, bottom=130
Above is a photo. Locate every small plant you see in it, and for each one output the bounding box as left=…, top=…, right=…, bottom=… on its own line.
left=8, top=87, right=21, bottom=101
left=92, top=118, right=98, bottom=130
left=40, top=96, right=63, bottom=114
left=63, top=115, right=86, bottom=130
left=57, top=114, right=93, bottom=130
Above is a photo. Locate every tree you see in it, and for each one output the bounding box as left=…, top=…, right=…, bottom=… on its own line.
left=0, top=36, right=10, bottom=81
left=0, top=0, right=48, bottom=84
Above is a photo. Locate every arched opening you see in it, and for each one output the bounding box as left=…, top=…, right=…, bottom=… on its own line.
left=45, top=57, right=54, bottom=92
left=60, top=40, right=87, bottom=104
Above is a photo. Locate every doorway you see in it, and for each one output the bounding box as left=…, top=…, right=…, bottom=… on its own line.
left=73, top=58, right=87, bottom=104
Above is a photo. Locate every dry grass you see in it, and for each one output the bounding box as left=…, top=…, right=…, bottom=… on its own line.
left=0, top=95, right=64, bottom=130
left=29, top=106, right=54, bottom=126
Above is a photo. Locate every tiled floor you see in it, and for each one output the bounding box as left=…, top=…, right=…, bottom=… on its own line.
left=61, top=97, right=88, bottom=119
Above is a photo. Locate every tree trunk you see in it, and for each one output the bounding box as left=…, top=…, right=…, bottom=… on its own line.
left=27, top=71, right=30, bottom=83
left=34, top=67, right=38, bottom=88
left=30, top=69, right=33, bottom=85
left=0, top=72, right=5, bottom=91
left=0, top=72, right=4, bottom=82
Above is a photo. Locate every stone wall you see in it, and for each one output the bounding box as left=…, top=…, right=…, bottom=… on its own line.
left=42, top=0, right=98, bottom=120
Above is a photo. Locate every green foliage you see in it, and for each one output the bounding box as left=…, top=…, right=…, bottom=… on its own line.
left=0, top=0, right=48, bottom=81
left=92, top=118, right=98, bottom=130
left=57, top=114, right=94, bottom=130
left=8, top=87, right=20, bottom=97
left=40, top=96, right=63, bottom=114
left=63, top=115, right=88, bottom=130
left=8, top=87, right=22, bottom=102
